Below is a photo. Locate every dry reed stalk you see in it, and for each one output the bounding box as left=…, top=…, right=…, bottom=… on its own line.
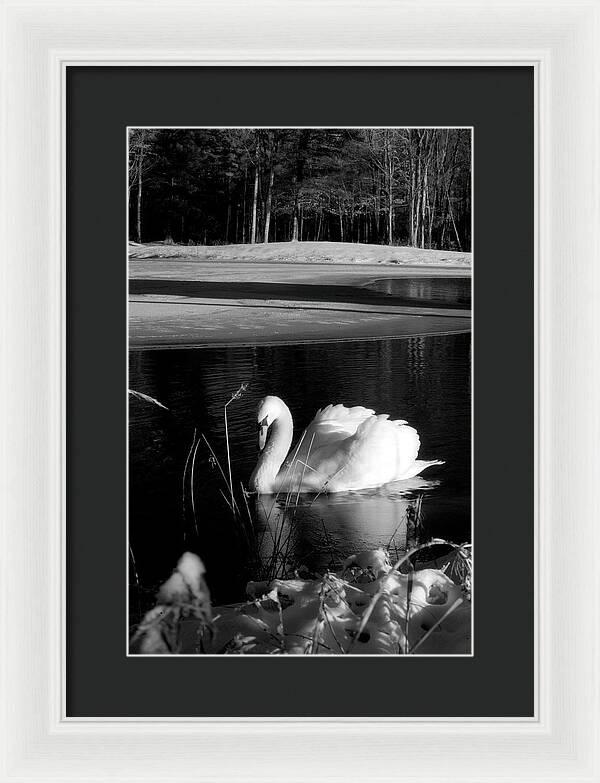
left=128, top=389, right=169, bottom=410
left=223, top=382, right=249, bottom=514
left=201, top=433, right=241, bottom=517
left=189, top=436, right=202, bottom=537
left=322, top=605, right=345, bottom=654
left=240, top=482, right=254, bottom=529
left=129, top=545, right=140, bottom=587
left=264, top=429, right=307, bottom=523
left=295, top=433, right=315, bottom=507
left=404, top=564, right=414, bottom=654
left=409, top=597, right=463, bottom=654
left=181, top=428, right=197, bottom=533
left=223, top=407, right=234, bottom=513
left=307, top=463, right=346, bottom=506
left=307, top=581, right=327, bottom=654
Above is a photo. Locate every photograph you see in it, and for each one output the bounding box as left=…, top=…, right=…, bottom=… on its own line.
left=127, top=127, right=472, bottom=656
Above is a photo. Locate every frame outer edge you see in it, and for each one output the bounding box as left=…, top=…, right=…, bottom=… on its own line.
left=1, top=1, right=599, bottom=781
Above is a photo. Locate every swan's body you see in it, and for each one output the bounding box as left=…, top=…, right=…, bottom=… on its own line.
left=249, top=396, right=443, bottom=494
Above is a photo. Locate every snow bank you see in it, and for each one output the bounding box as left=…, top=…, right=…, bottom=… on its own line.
left=131, top=548, right=471, bottom=656
left=128, top=240, right=471, bottom=268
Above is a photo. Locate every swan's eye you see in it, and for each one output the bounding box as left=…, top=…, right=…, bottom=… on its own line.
left=258, top=415, right=269, bottom=430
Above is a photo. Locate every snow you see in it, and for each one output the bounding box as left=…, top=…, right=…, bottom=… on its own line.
left=129, top=240, right=471, bottom=268
left=132, top=548, right=471, bottom=656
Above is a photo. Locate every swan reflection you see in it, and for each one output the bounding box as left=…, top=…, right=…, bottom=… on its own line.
left=253, top=476, right=439, bottom=575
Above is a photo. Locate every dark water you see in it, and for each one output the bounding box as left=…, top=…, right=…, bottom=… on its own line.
left=129, top=333, right=471, bottom=617
left=363, top=276, right=471, bottom=308
left=130, top=275, right=470, bottom=311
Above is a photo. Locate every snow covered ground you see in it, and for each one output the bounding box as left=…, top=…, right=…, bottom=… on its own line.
left=129, top=240, right=472, bottom=267
left=130, top=549, right=472, bottom=656
left=128, top=254, right=471, bottom=348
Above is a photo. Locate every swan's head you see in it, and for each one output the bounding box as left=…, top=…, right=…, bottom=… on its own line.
left=255, top=395, right=285, bottom=451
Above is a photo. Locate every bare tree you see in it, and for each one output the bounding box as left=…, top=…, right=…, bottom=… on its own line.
left=364, top=129, right=404, bottom=245
left=128, top=129, right=156, bottom=243
left=127, top=128, right=471, bottom=250
left=290, top=130, right=311, bottom=242
left=250, top=137, right=259, bottom=244
left=262, top=131, right=278, bottom=243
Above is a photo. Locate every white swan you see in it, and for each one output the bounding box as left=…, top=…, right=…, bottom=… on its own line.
left=249, top=395, right=443, bottom=494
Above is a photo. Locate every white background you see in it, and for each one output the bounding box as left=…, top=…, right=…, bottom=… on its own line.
left=1, top=1, right=599, bottom=781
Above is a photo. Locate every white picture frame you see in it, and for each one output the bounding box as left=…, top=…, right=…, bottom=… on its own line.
left=1, top=1, right=599, bottom=780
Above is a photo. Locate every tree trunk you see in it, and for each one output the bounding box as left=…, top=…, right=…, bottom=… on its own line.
left=165, top=176, right=174, bottom=244
left=291, top=170, right=299, bottom=241
left=136, top=164, right=142, bottom=243
left=446, top=188, right=463, bottom=251
left=290, top=130, right=310, bottom=242
left=250, top=161, right=259, bottom=244
left=291, top=183, right=299, bottom=242
left=242, top=167, right=247, bottom=244
left=225, top=175, right=231, bottom=243
left=263, top=162, right=275, bottom=243
left=421, top=164, right=427, bottom=248
left=386, top=136, right=393, bottom=245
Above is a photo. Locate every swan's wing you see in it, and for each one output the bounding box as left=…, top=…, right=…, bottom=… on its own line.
left=277, top=405, right=442, bottom=493
left=310, top=404, right=379, bottom=441
left=284, top=404, right=377, bottom=471
left=312, top=415, right=427, bottom=491
left=346, top=415, right=423, bottom=487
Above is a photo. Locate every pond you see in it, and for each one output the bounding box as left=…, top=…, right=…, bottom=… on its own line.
left=130, top=275, right=471, bottom=311
left=129, top=332, right=471, bottom=619
left=363, top=276, right=471, bottom=308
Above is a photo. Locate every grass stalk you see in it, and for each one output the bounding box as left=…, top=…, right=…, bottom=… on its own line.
left=265, top=429, right=307, bottom=523
left=347, top=538, right=465, bottom=654
left=128, top=389, right=169, bottom=410
left=295, top=433, right=315, bottom=507
left=307, top=581, right=326, bottom=654
left=322, top=605, right=345, bottom=654
left=404, top=564, right=413, bottom=654
left=181, top=428, right=197, bottom=534
left=201, top=433, right=241, bottom=516
left=224, top=404, right=235, bottom=515
left=409, top=597, right=463, bottom=654
left=223, top=381, right=248, bottom=516
left=128, top=545, right=140, bottom=587
left=189, top=436, right=201, bottom=537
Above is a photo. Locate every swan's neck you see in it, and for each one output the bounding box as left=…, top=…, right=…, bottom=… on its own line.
left=250, top=404, right=294, bottom=493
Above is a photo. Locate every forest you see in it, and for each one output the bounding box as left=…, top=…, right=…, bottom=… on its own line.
left=128, top=128, right=471, bottom=252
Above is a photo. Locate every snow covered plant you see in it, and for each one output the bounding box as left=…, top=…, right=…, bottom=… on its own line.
left=131, top=543, right=471, bottom=656
left=129, top=552, right=212, bottom=654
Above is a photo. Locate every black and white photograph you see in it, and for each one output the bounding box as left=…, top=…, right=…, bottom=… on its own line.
left=127, top=127, right=472, bottom=656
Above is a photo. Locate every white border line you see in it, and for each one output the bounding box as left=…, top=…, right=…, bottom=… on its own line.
left=125, top=126, right=474, bottom=658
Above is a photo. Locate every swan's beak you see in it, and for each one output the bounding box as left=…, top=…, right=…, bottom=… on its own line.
left=258, top=415, right=269, bottom=451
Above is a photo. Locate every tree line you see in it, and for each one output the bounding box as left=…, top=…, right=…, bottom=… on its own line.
left=128, top=128, right=471, bottom=251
